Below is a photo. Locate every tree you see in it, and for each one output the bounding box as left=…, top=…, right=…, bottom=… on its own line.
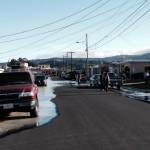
left=7, top=58, right=38, bottom=67
left=7, top=59, right=20, bottom=67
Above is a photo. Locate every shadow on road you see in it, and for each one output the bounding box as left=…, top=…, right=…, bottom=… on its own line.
left=0, top=115, right=31, bottom=121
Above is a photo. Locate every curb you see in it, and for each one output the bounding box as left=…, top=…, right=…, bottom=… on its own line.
left=0, top=113, right=37, bottom=138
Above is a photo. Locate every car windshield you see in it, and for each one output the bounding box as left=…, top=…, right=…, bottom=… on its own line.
left=35, top=76, right=45, bottom=80
left=0, top=72, right=32, bottom=86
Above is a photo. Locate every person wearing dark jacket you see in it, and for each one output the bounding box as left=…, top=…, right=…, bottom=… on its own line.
left=144, top=70, right=149, bottom=86
left=100, top=72, right=104, bottom=91
left=103, top=72, right=110, bottom=92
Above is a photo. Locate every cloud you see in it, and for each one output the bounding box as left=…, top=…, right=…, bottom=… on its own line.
left=132, top=48, right=150, bottom=55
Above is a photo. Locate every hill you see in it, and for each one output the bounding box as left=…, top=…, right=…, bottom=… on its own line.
left=31, top=52, right=150, bottom=67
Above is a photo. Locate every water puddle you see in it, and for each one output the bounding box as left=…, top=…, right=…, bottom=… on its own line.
left=121, top=87, right=150, bottom=102
left=37, top=81, right=150, bottom=127
left=36, top=78, right=73, bottom=126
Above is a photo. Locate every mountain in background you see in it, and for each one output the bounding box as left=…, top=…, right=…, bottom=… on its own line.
left=97, top=53, right=150, bottom=62
left=31, top=52, right=150, bottom=65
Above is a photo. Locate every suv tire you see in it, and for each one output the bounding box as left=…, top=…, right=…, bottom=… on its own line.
left=30, top=101, right=39, bottom=117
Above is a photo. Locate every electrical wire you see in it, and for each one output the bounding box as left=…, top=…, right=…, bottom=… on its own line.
left=0, top=0, right=112, bottom=55
left=89, top=0, right=149, bottom=48
left=0, top=0, right=103, bottom=39
left=92, top=8, right=150, bottom=49
left=0, top=0, right=112, bottom=43
left=1, top=0, right=149, bottom=60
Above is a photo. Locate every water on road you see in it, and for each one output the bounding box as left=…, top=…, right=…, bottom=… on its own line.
left=32, top=78, right=150, bottom=126
left=37, top=78, right=73, bottom=126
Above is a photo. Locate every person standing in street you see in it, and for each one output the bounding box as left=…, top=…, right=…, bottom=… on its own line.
left=100, top=72, right=104, bottom=91
left=144, top=70, right=149, bottom=86
left=76, top=73, right=82, bottom=84
left=104, top=72, right=110, bottom=92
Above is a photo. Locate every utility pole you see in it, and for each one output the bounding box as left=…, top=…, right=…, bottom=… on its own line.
left=67, top=52, right=75, bottom=73
left=53, top=58, right=55, bottom=68
left=67, top=52, right=75, bottom=79
left=76, top=33, right=89, bottom=77
left=62, top=55, right=65, bottom=71
left=66, top=52, right=68, bottom=71
left=86, top=33, right=89, bottom=78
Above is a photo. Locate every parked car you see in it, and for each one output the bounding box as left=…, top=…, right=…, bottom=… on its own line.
left=60, top=71, right=66, bottom=78
left=34, top=74, right=47, bottom=86
left=90, top=72, right=123, bottom=89
left=0, top=71, right=39, bottom=117
left=64, top=72, right=71, bottom=80
left=90, top=74, right=100, bottom=87
left=108, top=72, right=123, bottom=90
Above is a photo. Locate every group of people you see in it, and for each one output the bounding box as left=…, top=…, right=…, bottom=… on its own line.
left=100, top=72, right=110, bottom=92
left=75, top=72, right=110, bottom=91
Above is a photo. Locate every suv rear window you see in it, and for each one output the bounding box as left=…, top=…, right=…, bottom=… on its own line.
left=0, top=72, right=32, bottom=86
left=35, top=75, right=45, bottom=80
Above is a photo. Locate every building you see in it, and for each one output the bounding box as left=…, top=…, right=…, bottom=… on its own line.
left=89, top=65, right=101, bottom=76
left=0, top=63, right=8, bottom=70
left=116, top=60, right=150, bottom=79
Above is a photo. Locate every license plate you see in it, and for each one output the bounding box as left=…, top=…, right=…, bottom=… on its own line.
left=3, top=103, right=14, bottom=109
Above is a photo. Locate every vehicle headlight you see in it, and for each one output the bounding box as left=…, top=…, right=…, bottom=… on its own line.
left=20, top=92, right=34, bottom=97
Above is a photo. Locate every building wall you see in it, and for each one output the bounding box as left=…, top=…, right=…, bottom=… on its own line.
left=90, top=65, right=100, bottom=76
left=121, top=61, right=149, bottom=74
left=119, top=60, right=150, bottom=79
left=20, top=63, right=28, bottom=68
left=0, top=63, right=8, bottom=70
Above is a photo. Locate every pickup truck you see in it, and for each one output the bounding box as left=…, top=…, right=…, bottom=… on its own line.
left=0, top=71, right=39, bottom=117
left=108, top=72, right=123, bottom=90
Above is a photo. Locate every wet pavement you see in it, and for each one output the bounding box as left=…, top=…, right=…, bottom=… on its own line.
left=120, top=86, right=150, bottom=102
left=0, top=77, right=150, bottom=137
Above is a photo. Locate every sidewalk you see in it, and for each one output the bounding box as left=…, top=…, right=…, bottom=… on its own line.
left=122, top=81, right=150, bottom=93
left=0, top=112, right=37, bottom=138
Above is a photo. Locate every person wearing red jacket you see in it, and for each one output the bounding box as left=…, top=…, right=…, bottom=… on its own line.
left=76, top=73, right=82, bottom=84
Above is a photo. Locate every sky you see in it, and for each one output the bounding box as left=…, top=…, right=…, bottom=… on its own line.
left=0, top=0, right=150, bottom=62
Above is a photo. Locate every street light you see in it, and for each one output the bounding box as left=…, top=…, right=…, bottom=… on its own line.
left=85, top=34, right=89, bottom=78
left=76, top=34, right=89, bottom=78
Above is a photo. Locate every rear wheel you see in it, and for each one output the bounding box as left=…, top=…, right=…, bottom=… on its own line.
left=30, top=101, right=39, bottom=117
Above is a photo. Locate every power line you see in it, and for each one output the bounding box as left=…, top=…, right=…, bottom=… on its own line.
left=0, top=0, right=112, bottom=55
left=0, top=0, right=103, bottom=39
left=92, top=8, right=150, bottom=49
left=89, top=0, right=149, bottom=48
left=0, top=0, right=112, bottom=44
left=22, top=1, right=130, bottom=53
left=0, top=0, right=149, bottom=60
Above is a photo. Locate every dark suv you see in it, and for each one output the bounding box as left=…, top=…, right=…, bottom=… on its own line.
left=0, top=71, right=39, bottom=117
left=34, top=74, right=47, bottom=86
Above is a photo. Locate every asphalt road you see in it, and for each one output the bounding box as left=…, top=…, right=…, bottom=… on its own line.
left=0, top=85, right=150, bottom=150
